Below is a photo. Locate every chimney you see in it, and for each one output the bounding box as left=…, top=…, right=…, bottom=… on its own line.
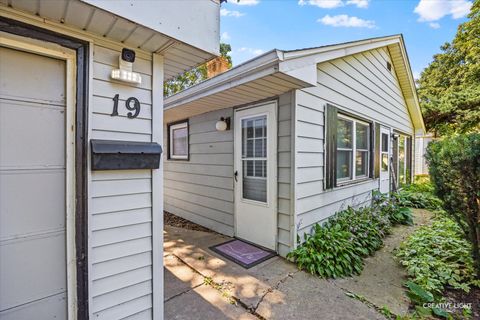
left=206, top=56, right=230, bottom=78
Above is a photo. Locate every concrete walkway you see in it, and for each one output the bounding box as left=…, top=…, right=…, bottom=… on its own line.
left=164, top=226, right=385, bottom=320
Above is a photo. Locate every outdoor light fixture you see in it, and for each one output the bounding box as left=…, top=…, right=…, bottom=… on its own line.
left=392, top=133, right=400, bottom=140
left=111, top=48, right=142, bottom=85
left=216, top=117, right=231, bottom=131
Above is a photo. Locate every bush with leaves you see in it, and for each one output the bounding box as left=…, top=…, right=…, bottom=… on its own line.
left=396, top=217, right=479, bottom=295
left=426, top=133, right=480, bottom=277
left=288, top=195, right=413, bottom=278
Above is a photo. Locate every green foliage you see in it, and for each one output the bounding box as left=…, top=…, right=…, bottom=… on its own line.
left=396, top=218, right=478, bottom=295
left=395, top=189, right=443, bottom=211
left=417, top=0, right=480, bottom=135
left=288, top=224, right=364, bottom=278
left=374, top=191, right=414, bottom=226
left=426, top=133, right=480, bottom=276
left=164, top=43, right=232, bottom=96
left=288, top=194, right=414, bottom=278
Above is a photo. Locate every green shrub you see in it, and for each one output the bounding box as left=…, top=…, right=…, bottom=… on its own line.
left=426, top=133, right=480, bottom=276
left=288, top=224, right=364, bottom=278
left=373, top=191, right=414, bottom=226
left=395, top=189, right=443, bottom=210
left=396, top=217, right=479, bottom=295
left=288, top=195, right=414, bottom=278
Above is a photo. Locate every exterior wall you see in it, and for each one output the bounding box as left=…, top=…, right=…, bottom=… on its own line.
left=294, top=47, right=415, bottom=237
left=164, top=108, right=235, bottom=236
left=89, top=44, right=161, bottom=319
left=164, top=92, right=295, bottom=257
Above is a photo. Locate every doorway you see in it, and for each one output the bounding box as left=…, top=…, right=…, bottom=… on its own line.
left=233, top=101, right=277, bottom=251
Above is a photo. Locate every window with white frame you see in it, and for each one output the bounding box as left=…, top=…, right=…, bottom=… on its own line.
left=168, top=121, right=188, bottom=159
left=336, top=115, right=370, bottom=183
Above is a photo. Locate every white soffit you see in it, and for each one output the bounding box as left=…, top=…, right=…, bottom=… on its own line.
left=1, top=0, right=218, bottom=81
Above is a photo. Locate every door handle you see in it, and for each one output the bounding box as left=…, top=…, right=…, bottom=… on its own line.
left=234, top=170, right=238, bottom=182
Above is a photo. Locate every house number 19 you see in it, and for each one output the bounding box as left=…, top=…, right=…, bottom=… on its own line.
left=111, top=94, right=141, bottom=119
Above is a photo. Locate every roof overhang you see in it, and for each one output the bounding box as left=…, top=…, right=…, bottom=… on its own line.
left=164, top=50, right=312, bottom=123
left=1, top=0, right=220, bottom=81
left=165, top=35, right=426, bottom=133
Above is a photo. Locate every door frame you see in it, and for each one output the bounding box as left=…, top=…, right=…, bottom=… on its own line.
left=0, top=17, right=90, bottom=320
left=233, top=100, right=278, bottom=251
left=379, top=126, right=391, bottom=193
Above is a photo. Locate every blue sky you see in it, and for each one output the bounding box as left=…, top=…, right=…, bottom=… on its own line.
left=220, top=0, right=473, bottom=79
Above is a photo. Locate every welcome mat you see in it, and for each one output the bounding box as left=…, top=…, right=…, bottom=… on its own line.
left=210, top=239, right=276, bottom=269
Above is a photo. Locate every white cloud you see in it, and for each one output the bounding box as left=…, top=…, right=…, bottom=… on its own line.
left=346, top=0, right=369, bottom=8
left=298, top=0, right=369, bottom=9
left=414, top=0, right=472, bottom=22
left=238, top=47, right=265, bottom=56
left=299, top=0, right=344, bottom=9
left=318, top=14, right=376, bottom=28
left=220, top=8, right=245, bottom=17
left=429, top=22, right=441, bottom=29
left=231, top=0, right=259, bottom=5
left=221, top=32, right=231, bottom=41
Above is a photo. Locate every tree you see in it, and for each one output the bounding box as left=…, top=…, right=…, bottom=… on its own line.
left=164, top=43, right=232, bottom=97
left=426, top=133, right=480, bottom=277
left=417, top=0, right=480, bottom=136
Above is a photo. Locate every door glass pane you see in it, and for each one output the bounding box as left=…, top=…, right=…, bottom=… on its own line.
left=356, top=123, right=369, bottom=150
left=356, top=151, right=368, bottom=177
left=242, top=115, right=267, bottom=202
left=337, top=118, right=353, bottom=148
left=399, top=136, right=406, bottom=184
left=381, top=153, right=388, bottom=171
left=381, top=133, right=389, bottom=152
left=336, top=150, right=352, bottom=179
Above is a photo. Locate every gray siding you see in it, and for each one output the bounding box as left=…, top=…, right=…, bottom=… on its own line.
left=164, top=92, right=295, bottom=257
left=295, top=47, right=415, bottom=237
left=89, top=44, right=155, bottom=319
left=164, top=108, right=235, bottom=236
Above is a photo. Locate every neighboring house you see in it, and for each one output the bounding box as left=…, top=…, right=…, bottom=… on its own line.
left=415, top=133, right=436, bottom=175
left=0, top=1, right=219, bottom=319
left=163, top=35, right=425, bottom=257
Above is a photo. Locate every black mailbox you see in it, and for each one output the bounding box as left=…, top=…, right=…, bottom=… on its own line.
left=91, top=139, right=162, bottom=170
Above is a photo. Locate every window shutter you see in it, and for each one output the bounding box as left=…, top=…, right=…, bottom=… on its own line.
left=325, top=104, right=338, bottom=189
left=374, top=122, right=381, bottom=178
left=406, top=136, right=413, bottom=184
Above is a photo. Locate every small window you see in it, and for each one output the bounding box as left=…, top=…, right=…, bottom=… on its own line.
left=169, top=121, right=188, bottom=160
left=381, top=133, right=389, bottom=171
left=336, top=115, right=370, bottom=183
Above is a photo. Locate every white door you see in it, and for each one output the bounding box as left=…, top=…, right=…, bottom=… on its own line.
left=234, top=102, right=277, bottom=251
left=379, top=126, right=390, bottom=193
left=0, top=41, right=71, bottom=319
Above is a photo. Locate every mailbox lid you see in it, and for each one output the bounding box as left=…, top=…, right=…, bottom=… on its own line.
left=91, top=139, right=162, bottom=155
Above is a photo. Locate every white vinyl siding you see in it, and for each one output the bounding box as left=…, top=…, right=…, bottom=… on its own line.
left=295, top=47, right=415, bottom=237
left=89, top=44, right=155, bottom=319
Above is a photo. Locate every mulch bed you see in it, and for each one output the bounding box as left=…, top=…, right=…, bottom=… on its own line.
left=164, top=211, right=214, bottom=233
left=443, top=286, right=480, bottom=319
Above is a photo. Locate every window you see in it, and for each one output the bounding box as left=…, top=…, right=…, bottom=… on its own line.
left=336, top=115, right=370, bottom=183
left=242, top=115, right=267, bottom=202
left=168, top=121, right=188, bottom=159
left=381, top=133, right=389, bottom=172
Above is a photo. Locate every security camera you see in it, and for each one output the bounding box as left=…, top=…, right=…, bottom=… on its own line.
left=121, top=48, right=136, bottom=63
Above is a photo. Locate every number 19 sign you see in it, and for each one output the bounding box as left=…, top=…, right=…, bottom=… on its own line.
left=111, top=94, right=141, bottom=119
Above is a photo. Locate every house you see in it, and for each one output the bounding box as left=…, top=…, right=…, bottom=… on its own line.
left=0, top=1, right=219, bottom=319
left=163, top=35, right=425, bottom=257
left=415, top=133, right=436, bottom=175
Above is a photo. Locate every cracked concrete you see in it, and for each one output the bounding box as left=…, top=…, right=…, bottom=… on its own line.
left=164, top=225, right=387, bottom=319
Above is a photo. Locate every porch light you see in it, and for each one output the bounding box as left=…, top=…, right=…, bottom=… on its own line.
left=216, top=117, right=231, bottom=131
